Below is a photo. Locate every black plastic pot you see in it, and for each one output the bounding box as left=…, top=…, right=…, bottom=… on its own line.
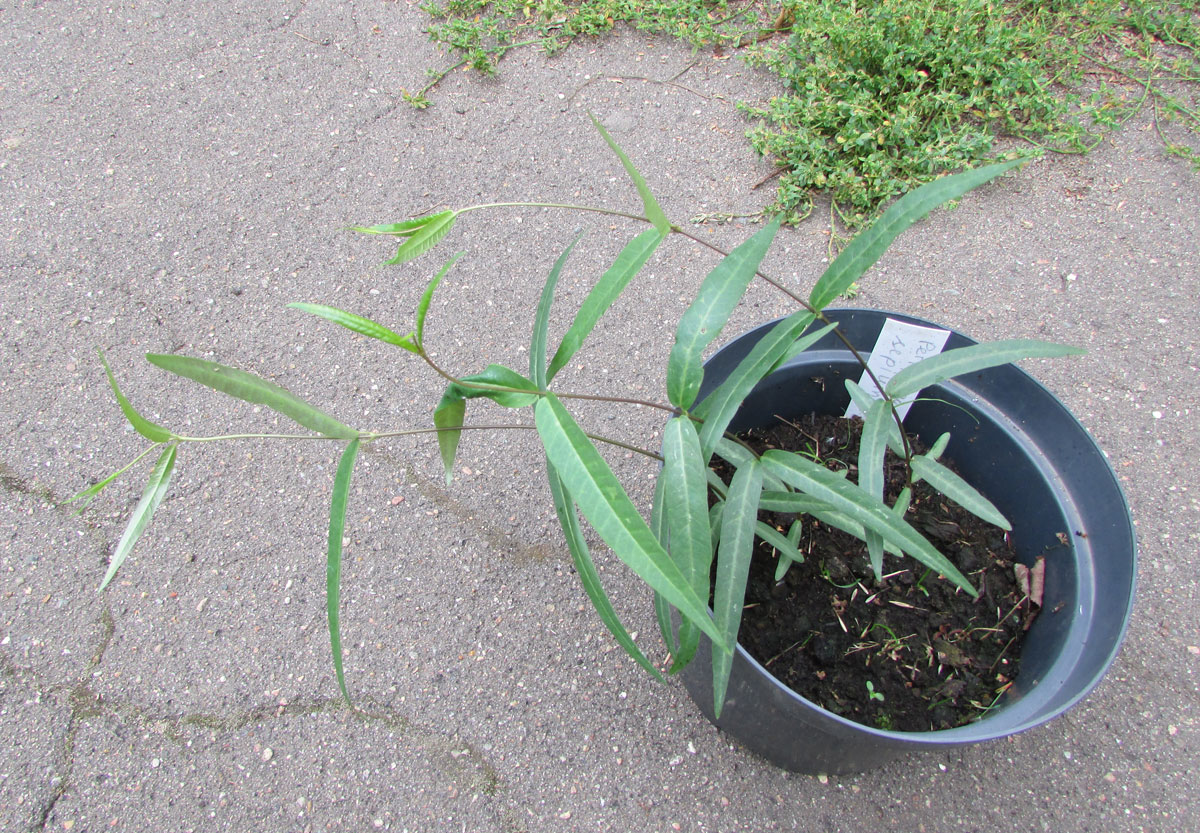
left=680, top=308, right=1136, bottom=775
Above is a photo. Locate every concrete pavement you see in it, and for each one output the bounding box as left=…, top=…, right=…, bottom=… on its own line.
left=2, top=2, right=1197, bottom=831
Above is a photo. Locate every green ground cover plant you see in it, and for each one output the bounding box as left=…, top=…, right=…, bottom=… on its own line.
left=413, top=0, right=1199, bottom=226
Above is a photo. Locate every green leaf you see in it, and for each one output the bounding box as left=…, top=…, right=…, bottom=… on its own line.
left=534, top=394, right=728, bottom=651
left=432, top=364, right=540, bottom=486
left=433, top=396, right=466, bottom=487
left=446, top=365, right=540, bottom=408
left=350, top=214, right=450, bottom=237
left=886, top=339, right=1084, bottom=400
left=66, top=444, right=163, bottom=512
left=98, top=443, right=177, bottom=591
left=589, top=113, right=671, bottom=235
left=711, top=458, right=763, bottom=718
left=775, top=519, right=803, bottom=581
left=694, top=314, right=828, bottom=461
left=531, top=234, right=584, bottom=388
left=662, top=417, right=713, bottom=672
left=927, top=432, right=950, bottom=461
left=809, top=160, right=1024, bottom=311
left=327, top=438, right=360, bottom=705
left=755, top=520, right=804, bottom=569
left=145, top=354, right=358, bottom=439
left=98, top=349, right=172, bottom=443
left=650, top=473, right=678, bottom=658
left=547, top=229, right=663, bottom=382
left=712, top=438, right=786, bottom=492
left=758, top=490, right=898, bottom=554
left=846, top=379, right=904, bottom=445
left=858, top=398, right=891, bottom=580
left=761, top=450, right=976, bottom=596
left=380, top=211, right=458, bottom=265
left=667, top=215, right=784, bottom=410
left=415, top=252, right=464, bottom=347
left=549, top=463, right=664, bottom=682
left=910, top=454, right=1011, bottom=530
left=288, top=303, right=418, bottom=353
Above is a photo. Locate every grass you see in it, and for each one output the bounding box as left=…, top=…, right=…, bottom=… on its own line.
left=413, top=0, right=1200, bottom=227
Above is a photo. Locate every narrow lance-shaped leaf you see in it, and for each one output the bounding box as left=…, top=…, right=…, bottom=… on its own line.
left=662, top=416, right=712, bottom=672
left=694, top=313, right=828, bottom=461
left=650, top=472, right=678, bottom=657
left=712, top=459, right=763, bottom=718
left=667, top=215, right=784, bottom=410
left=886, top=339, right=1084, bottom=400
left=910, top=454, right=1011, bottom=530
left=589, top=113, right=671, bottom=235
left=755, top=521, right=805, bottom=574
left=547, top=229, right=663, bottom=382
left=288, top=303, right=418, bottom=353
left=66, top=444, right=161, bottom=511
left=809, top=160, right=1024, bottom=311
left=379, top=210, right=458, bottom=265
left=776, top=520, right=804, bottom=581
left=858, top=398, right=891, bottom=580
left=146, top=354, right=358, bottom=439
left=327, top=438, right=360, bottom=705
left=99, top=349, right=173, bottom=443
left=531, top=234, right=584, bottom=388
left=846, top=379, right=904, bottom=455
left=415, top=252, right=464, bottom=348
left=762, top=449, right=976, bottom=596
left=534, top=394, right=728, bottom=652
left=433, top=397, right=466, bottom=488
left=548, top=463, right=664, bottom=681
left=349, top=214, right=449, bottom=237
left=98, top=443, right=177, bottom=591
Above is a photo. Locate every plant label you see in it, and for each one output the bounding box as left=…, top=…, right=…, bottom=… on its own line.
left=845, top=318, right=950, bottom=421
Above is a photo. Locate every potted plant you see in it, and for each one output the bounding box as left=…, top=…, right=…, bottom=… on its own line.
left=75, top=118, right=1135, bottom=773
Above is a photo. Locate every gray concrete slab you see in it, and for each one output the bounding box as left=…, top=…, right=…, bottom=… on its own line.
left=1, top=2, right=1197, bottom=831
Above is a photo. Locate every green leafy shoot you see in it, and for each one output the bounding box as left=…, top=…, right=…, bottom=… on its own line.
left=98, top=443, right=178, bottom=591
left=761, top=449, right=975, bottom=596
left=98, top=349, right=173, bottom=443
left=589, top=112, right=671, bottom=235
left=809, top=160, right=1023, bottom=311
left=376, top=210, right=458, bottom=265
left=667, top=215, right=784, bottom=410
left=886, top=339, right=1085, bottom=399
left=548, top=464, right=664, bottom=682
left=711, top=458, right=763, bottom=718
left=145, top=355, right=358, bottom=440
left=416, top=252, right=465, bottom=347
left=288, top=303, right=419, bottom=354
left=433, top=364, right=540, bottom=485
left=327, top=438, right=360, bottom=705
left=531, top=234, right=584, bottom=388
left=546, top=229, right=663, bottom=382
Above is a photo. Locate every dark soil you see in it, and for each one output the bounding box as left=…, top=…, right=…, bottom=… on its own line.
left=722, top=413, right=1032, bottom=732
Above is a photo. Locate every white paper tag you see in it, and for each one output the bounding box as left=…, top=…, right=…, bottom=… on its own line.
left=844, top=318, right=951, bottom=421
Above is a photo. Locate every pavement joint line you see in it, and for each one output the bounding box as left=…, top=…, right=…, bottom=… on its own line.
left=4, top=607, right=505, bottom=830
left=2, top=453, right=515, bottom=829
